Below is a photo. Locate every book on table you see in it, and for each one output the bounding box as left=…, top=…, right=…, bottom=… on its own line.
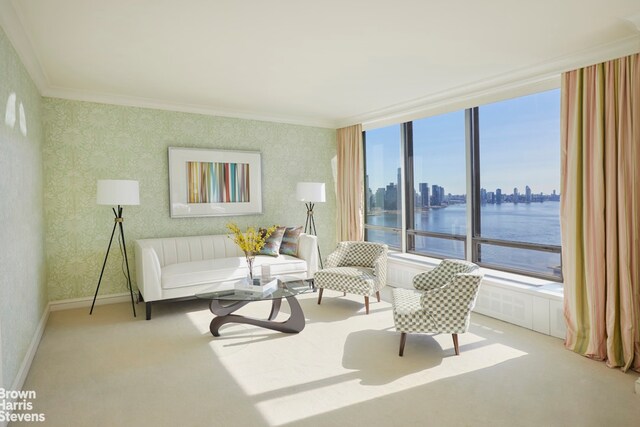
left=234, top=278, right=279, bottom=294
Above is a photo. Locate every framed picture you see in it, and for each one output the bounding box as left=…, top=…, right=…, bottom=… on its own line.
left=168, top=147, right=262, bottom=218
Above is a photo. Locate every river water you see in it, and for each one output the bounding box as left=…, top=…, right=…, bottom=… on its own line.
left=366, top=202, right=562, bottom=278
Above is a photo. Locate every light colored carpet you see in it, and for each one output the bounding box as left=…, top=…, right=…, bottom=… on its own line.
left=15, top=289, right=640, bottom=426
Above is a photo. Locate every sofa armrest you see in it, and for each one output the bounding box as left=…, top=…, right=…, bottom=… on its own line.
left=297, top=233, right=319, bottom=277
left=134, top=240, right=163, bottom=301
left=412, top=269, right=445, bottom=291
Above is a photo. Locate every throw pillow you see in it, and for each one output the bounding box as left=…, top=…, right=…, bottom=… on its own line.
left=279, top=226, right=303, bottom=256
left=259, top=226, right=286, bottom=257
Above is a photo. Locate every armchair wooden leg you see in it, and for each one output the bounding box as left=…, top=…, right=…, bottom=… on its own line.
left=452, top=334, right=460, bottom=355
left=376, top=291, right=380, bottom=302
left=399, top=332, right=407, bottom=356
left=343, top=292, right=346, bottom=296
left=317, top=288, right=323, bottom=305
left=364, top=296, right=369, bottom=314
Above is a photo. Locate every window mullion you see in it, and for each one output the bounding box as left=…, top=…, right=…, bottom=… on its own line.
left=402, top=122, right=414, bottom=253
left=465, top=108, right=478, bottom=261
left=362, top=130, right=368, bottom=242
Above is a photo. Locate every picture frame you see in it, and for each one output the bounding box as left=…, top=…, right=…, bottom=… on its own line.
left=168, top=147, right=262, bottom=218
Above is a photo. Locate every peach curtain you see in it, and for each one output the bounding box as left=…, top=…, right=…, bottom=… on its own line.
left=336, top=124, right=364, bottom=241
left=561, top=53, right=640, bottom=372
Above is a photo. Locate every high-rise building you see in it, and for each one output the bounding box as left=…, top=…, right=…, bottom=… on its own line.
left=419, top=182, right=430, bottom=207
left=375, top=188, right=385, bottom=209
left=480, top=188, right=487, bottom=204
left=430, top=184, right=445, bottom=206
left=513, top=187, right=519, bottom=204
left=396, top=168, right=402, bottom=212
left=487, top=191, right=495, bottom=204
left=431, top=184, right=440, bottom=206
left=496, top=188, right=502, bottom=204
left=525, top=185, right=532, bottom=203
left=385, top=182, right=398, bottom=210
left=365, top=174, right=373, bottom=208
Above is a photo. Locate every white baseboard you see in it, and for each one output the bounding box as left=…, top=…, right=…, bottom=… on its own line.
left=1, top=291, right=134, bottom=425
left=49, top=292, right=133, bottom=312
left=10, top=303, right=50, bottom=396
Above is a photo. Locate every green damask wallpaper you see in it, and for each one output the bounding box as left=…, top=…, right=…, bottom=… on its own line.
left=43, top=98, right=337, bottom=301
left=0, top=27, right=47, bottom=389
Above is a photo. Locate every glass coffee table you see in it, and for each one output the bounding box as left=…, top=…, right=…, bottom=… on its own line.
left=196, top=277, right=315, bottom=337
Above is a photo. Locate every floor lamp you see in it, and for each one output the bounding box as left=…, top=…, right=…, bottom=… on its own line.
left=296, top=182, right=325, bottom=269
left=90, top=179, right=139, bottom=317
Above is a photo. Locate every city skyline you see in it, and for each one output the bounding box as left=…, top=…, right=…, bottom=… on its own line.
left=366, top=174, right=561, bottom=212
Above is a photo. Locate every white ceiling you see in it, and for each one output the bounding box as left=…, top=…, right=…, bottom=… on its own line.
left=1, top=0, right=639, bottom=128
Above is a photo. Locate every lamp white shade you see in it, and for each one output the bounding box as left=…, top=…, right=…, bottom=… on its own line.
left=97, top=180, right=140, bottom=206
left=296, top=182, right=326, bottom=203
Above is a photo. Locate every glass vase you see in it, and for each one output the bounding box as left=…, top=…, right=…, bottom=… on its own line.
left=245, top=254, right=255, bottom=283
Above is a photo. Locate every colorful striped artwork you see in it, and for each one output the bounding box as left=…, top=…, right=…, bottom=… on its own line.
left=186, top=161, right=250, bottom=203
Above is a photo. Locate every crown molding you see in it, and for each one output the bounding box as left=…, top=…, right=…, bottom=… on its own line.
left=0, top=0, right=49, bottom=92
left=3, top=0, right=638, bottom=132
left=42, top=85, right=338, bottom=129
left=0, top=0, right=335, bottom=129
left=340, top=34, right=640, bottom=130
left=625, top=13, right=640, bottom=32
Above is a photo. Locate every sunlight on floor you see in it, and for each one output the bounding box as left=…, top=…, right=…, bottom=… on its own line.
left=187, top=299, right=528, bottom=427
left=254, top=341, right=528, bottom=425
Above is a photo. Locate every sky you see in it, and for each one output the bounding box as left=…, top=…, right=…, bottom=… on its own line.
left=365, top=89, right=561, bottom=195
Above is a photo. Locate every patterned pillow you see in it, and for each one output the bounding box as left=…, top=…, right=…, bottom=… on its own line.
left=259, top=226, right=286, bottom=257
left=279, top=226, right=303, bottom=256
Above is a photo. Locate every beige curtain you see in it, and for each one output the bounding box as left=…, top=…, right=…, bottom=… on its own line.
left=561, top=53, right=640, bottom=372
left=336, top=124, right=364, bottom=241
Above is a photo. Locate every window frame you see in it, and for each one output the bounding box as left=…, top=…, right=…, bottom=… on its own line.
left=362, top=90, right=563, bottom=282
left=404, top=118, right=468, bottom=260
left=362, top=128, right=403, bottom=250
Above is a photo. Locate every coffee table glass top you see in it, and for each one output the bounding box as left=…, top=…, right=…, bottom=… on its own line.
left=195, top=277, right=314, bottom=302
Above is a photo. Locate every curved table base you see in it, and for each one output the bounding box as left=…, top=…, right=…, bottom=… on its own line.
left=208, top=296, right=305, bottom=337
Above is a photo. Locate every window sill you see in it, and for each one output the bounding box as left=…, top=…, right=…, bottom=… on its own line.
left=387, top=250, right=563, bottom=301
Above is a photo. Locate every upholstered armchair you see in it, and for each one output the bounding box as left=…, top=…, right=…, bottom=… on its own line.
left=315, top=241, right=388, bottom=314
left=392, top=259, right=483, bottom=356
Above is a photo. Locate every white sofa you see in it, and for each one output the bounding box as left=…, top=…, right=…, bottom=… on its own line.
left=134, top=233, right=318, bottom=319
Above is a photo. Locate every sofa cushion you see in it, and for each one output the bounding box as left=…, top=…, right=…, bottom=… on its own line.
left=279, top=226, right=303, bottom=256
left=161, top=255, right=307, bottom=290
left=253, top=254, right=307, bottom=277
left=314, top=266, right=377, bottom=296
left=259, top=226, right=286, bottom=257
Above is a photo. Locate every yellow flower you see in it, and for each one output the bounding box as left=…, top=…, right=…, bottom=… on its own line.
left=226, top=223, right=277, bottom=256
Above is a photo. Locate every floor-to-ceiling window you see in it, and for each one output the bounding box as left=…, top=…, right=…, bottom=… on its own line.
left=475, top=90, right=562, bottom=278
left=363, top=88, right=562, bottom=281
left=363, top=124, right=402, bottom=249
left=409, top=111, right=467, bottom=259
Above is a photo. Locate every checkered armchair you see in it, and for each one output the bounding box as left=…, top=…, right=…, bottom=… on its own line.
left=315, top=241, right=388, bottom=314
left=392, top=259, right=482, bottom=356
